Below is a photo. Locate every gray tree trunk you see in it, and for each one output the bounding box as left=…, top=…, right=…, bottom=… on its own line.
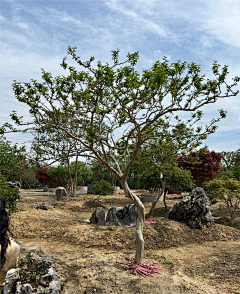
left=121, top=181, right=145, bottom=263
left=147, top=168, right=167, bottom=218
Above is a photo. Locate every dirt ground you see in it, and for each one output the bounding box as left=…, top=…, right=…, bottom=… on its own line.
left=9, top=190, right=240, bottom=294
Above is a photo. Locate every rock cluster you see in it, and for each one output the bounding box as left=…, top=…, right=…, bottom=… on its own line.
left=3, top=245, right=62, bottom=294
left=29, top=202, right=54, bottom=210
left=89, top=204, right=138, bottom=227
left=167, top=187, right=214, bottom=229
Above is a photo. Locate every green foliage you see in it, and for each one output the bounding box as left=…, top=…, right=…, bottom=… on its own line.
left=46, top=164, right=68, bottom=186
left=137, top=169, right=161, bottom=190
left=0, top=174, right=20, bottom=213
left=70, top=161, right=92, bottom=185
left=46, top=161, right=92, bottom=187
left=12, top=165, right=39, bottom=189
left=222, top=149, right=240, bottom=181
left=0, top=136, right=26, bottom=177
left=163, top=164, right=193, bottom=191
left=217, top=170, right=236, bottom=181
left=204, top=179, right=240, bottom=218
left=93, top=179, right=114, bottom=196
left=137, top=163, right=193, bottom=191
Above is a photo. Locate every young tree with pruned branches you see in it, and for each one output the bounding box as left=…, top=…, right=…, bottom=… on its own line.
left=138, top=120, right=204, bottom=215
left=1, top=47, right=239, bottom=262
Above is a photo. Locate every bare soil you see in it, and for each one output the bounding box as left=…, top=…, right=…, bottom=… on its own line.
left=9, top=190, right=240, bottom=294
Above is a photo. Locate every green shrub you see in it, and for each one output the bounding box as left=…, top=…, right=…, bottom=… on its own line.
left=93, top=179, right=114, bottom=196
left=0, top=174, right=20, bottom=213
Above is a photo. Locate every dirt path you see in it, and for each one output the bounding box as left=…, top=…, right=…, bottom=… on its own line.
left=9, top=191, right=240, bottom=294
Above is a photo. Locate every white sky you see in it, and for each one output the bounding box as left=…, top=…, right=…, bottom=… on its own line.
left=0, top=0, right=240, bottom=152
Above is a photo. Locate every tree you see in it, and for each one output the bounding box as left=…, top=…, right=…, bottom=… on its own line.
left=31, top=129, right=85, bottom=196
left=222, top=149, right=240, bottom=181
left=0, top=174, right=20, bottom=213
left=46, top=164, right=68, bottom=187
left=69, top=161, right=92, bottom=186
left=204, top=179, right=240, bottom=218
left=93, top=179, right=114, bottom=201
left=2, top=47, right=239, bottom=262
left=0, top=136, right=27, bottom=177
left=35, top=166, right=61, bottom=186
left=177, top=148, right=226, bottom=185
left=137, top=162, right=193, bottom=214
left=138, top=123, right=205, bottom=214
left=46, top=161, right=92, bottom=190
left=13, top=165, right=39, bottom=189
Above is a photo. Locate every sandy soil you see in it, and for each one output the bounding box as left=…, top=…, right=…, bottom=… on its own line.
left=9, top=190, right=240, bottom=294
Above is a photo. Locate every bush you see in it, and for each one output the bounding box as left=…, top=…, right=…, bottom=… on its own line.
left=0, top=174, right=20, bottom=213
left=93, top=180, right=114, bottom=196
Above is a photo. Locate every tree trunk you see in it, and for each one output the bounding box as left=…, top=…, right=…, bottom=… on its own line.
left=163, top=188, right=168, bottom=209
left=67, top=159, right=74, bottom=197
left=121, top=181, right=145, bottom=263
left=147, top=168, right=166, bottom=218
left=72, top=154, right=79, bottom=198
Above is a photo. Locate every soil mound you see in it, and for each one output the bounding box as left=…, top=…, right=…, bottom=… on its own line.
left=10, top=209, right=240, bottom=251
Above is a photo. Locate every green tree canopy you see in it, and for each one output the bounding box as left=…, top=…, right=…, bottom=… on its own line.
left=0, top=136, right=27, bottom=177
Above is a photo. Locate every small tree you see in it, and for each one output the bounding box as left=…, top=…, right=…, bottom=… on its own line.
left=138, top=119, right=206, bottom=215
left=46, top=164, right=68, bottom=187
left=93, top=179, right=114, bottom=201
left=137, top=162, right=193, bottom=214
left=204, top=179, right=240, bottom=218
left=2, top=47, right=239, bottom=262
left=70, top=161, right=92, bottom=186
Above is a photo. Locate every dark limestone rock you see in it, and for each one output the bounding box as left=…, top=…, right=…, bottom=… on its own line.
left=116, top=204, right=138, bottom=226
left=105, top=204, right=138, bottom=227
left=90, top=207, right=106, bottom=225
left=56, top=187, right=66, bottom=200
left=87, top=184, right=95, bottom=194
left=106, top=207, right=120, bottom=226
left=91, top=204, right=138, bottom=227
left=167, top=187, right=214, bottom=229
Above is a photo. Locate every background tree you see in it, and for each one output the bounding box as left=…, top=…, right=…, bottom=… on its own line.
left=138, top=119, right=206, bottom=215
left=0, top=174, right=20, bottom=213
left=35, top=166, right=61, bottom=186
left=137, top=162, right=193, bottom=214
left=217, top=169, right=236, bottom=181
left=222, top=149, right=240, bottom=181
left=0, top=136, right=27, bottom=178
left=46, top=161, right=92, bottom=190
left=31, top=129, right=86, bottom=196
left=177, top=148, right=226, bottom=186
left=3, top=47, right=239, bottom=262
left=70, top=161, right=92, bottom=186
left=204, top=179, right=240, bottom=218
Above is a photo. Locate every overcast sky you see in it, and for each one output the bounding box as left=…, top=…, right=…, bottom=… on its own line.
left=0, top=0, right=240, bottom=152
